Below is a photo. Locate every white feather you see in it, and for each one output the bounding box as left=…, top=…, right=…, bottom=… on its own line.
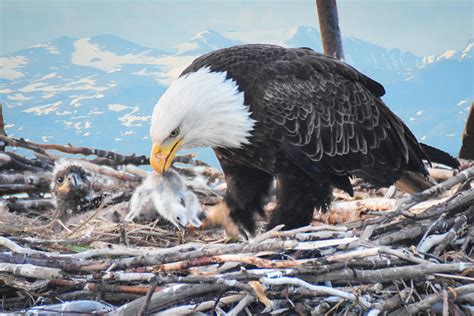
left=150, top=67, right=255, bottom=149
left=125, top=170, right=202, bottom=229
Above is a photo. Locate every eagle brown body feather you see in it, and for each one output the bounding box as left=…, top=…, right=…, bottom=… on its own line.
left=182, top=44, right=430, bottom=233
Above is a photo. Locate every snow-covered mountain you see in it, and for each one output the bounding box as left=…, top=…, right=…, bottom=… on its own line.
left=0, top=28, right=472, bottom=164
left=229, top=26, right=423, bottom=83
left=422, top=39, right=472, bottom=65
left=172, top=30, right=244, bottom=56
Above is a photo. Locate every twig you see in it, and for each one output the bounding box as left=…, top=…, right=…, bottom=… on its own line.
left=442, top=288, right=448, bottom=316
left=0, top=263, right=62, bottom=279
left=390, top=284, right=474, bottom=315
left=0, top=134, right=148, bottom=165
left=260, top=276, right=371, bottom=309
left=432, top=215, right=467, bottom=256
left=349, top=167, right=474, bottom=229
left=305, top=262, right=473, bottom=283
left=153, top=294, right=246, bottom=316
left=227, top=294, right=256, bottom=316
left=0, top=104, right=6, bottom=151
left=417, top=213, right=447, bottom=251
left=138, top=277, right=159, bottom=316
left=113, top=283, right=229, bottom=315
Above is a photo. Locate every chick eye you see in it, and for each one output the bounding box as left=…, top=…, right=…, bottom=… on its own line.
left=176, top=216, right=181, bottom=221
left=169, top=128, right=179, bottom=138
left=57, top=176, right=64, bottom=184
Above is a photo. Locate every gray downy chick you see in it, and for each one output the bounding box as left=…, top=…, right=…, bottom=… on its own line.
left=126, top=169, right=201, bottom=229
left=51, top=161, right=92, bottom=223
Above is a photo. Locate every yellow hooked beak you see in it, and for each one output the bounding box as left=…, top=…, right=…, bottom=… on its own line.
left=150, top=139, right=183, bottom=174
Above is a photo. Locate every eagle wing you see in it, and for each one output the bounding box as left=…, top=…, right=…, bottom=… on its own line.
left=256, top=52, right=428, bottom=189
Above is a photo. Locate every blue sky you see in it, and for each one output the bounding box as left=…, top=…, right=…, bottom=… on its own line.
left=1, top=0, right=472, bottom=57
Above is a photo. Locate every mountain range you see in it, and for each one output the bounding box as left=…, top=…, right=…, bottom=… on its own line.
left=0, top=26, right=472, bottom=166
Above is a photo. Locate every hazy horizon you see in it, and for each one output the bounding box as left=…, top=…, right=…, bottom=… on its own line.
left=1, top=0, right=473, bottom=57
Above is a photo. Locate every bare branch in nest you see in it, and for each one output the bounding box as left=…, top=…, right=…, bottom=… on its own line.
left=305, top=262, right=474, bottom=284
left=260, top=276, right=371, bottom=309
left=0, top=135, right=55, bottom=160
left=0, top=152, right=51, bottom=172
left=47, top=278, right=162, bottom=295
left=69, top=159, right=142, bottom=182
left=432, top=215, right=468, bottom=256
left=4, top=198, right=54, bottom=213
left=373, top=206, right=474, bottom=246
left=0, top=134, right=148, bottom=165
left=0, top=172, right=52, bottom=194
left=1, top=109, right=472, bottom=315
left=0, top=273, right=49, bottom=292
left=349, top=166, right=474, bottom=229
left=113, top=283, right=232, bottom=315
left=0, top=104, right=7, bottom=151
left=158, top=253, right=314, bottom=271
left=0, top=263, right=62, bottom=279
left=390, top=283, right=474, bottom=315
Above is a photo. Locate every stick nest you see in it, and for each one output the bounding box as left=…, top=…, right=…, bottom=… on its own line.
left=0, top=125, right=473, bottom=315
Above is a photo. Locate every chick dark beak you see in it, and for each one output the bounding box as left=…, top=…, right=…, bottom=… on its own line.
left=68, top=173, right=82, bottom=189
left=177, top=223, right=186, bottom=231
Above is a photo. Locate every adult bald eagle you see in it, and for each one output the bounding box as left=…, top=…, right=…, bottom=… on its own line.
left=149, top=44, right=430, bottom=234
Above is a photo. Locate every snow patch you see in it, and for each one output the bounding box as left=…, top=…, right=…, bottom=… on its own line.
left=457, top=99, right=469, bottom=106
left=23, top=101, right=62, bottom=116
left=19, top=77, right=115, bottom=94
left=118, top=106, right=151, bottom=127
left=72, top=38, right=161, bottom=72
left=39, top=72, right=58, bottom=80
left=56, top=111, right=72, bottom=116
left=0, top=56, right=29, bottom=80
left=42, top=93, right=55, bottom=99
left=7, top=93, right=32, bottom=101
left=71, top=37, right=192, bottom=84
left=30, top=43, right=60, bottom=54
left=223, top=27, right=296, bottom=46
left=173, top=41, right=199, bottom=54
left=89, top=110, right=104, bottom=115
left=70, top=93, right=105, bottom=107
left=438, top=49, right=456, bottom=60
left=108, top=104, right=130, bottom=112
left=122, top=130, right=135, bottom=136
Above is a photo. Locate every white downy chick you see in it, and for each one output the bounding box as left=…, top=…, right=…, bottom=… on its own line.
left=182, top=191, right=202, bottom=228
left=125, top=169, right=202, bottom=229
left=162, top=169, right=202, bottom=228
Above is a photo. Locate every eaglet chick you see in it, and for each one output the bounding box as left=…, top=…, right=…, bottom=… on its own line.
left=51, top=161, right=93, bottom=224
left=125, top=169, right=202, bottom=230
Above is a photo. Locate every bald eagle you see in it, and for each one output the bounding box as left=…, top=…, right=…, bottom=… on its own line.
left=149, top=44, right=430, bottom=234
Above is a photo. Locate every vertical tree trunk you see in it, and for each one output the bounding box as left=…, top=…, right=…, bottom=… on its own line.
left=316, top=0, right=345, bottom=61
left=0, top=104, right=6, bottom=151
left=459, top=102, right=474, bottom=160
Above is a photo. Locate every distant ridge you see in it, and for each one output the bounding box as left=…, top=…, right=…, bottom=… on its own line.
left=0, top=29, right=471, bottom=164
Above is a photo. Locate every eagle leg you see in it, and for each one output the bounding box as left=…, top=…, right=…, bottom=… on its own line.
left=220, top=162, right=273, bottom=235
left=267, top=171, right=332, bottom=230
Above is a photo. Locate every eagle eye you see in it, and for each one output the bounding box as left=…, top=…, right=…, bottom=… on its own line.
left=57, top=176, right=64, bottom=184
left=169, top=128, right=180, bottom=138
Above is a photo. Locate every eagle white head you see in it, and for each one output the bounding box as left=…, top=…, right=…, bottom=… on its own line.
left=149, top=67, right=255, bottom=173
